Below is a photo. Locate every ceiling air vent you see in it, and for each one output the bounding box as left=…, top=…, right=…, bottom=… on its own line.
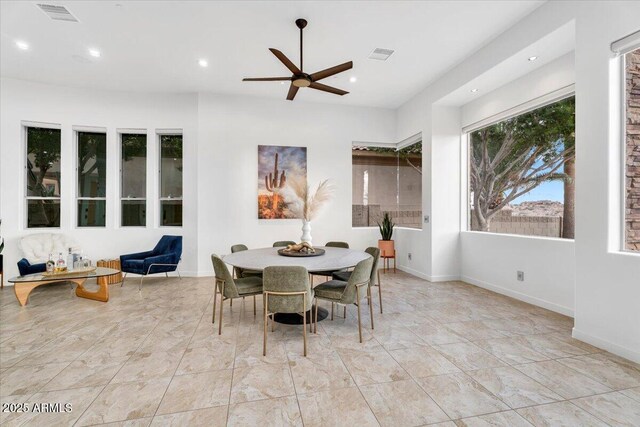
left=368, top=48, right=394, bottom=61
left=37, top=4, right=79, bottom=22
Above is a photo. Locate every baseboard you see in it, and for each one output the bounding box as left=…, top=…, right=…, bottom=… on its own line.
left=461, top=275, right=574, bottom=317
left=396, top=265, right=430, bottom=281
left=572, top=327, right=640, bottom=364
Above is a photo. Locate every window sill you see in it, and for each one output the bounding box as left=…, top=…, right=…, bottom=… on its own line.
left=461, top=230, right=574, bottom=243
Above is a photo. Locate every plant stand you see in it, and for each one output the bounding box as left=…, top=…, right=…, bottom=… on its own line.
left=381, top=250, right=396, bottom=273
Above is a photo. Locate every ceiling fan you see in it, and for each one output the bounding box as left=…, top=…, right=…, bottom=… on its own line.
left=243, top=18, right=353, bottom=101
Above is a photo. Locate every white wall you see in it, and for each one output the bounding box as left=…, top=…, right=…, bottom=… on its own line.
left=195, top=93, right=396, bottom=274
left=0, top=78, right=199, bottom=278
left=460, top=52, right=577, bottom=316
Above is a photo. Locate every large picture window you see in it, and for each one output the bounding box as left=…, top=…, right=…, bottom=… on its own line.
left=26, top=126, right=61, bottom=228
left=121, top=133, right=147, bottom=227
left=160, top=134, right=183, bottom=227
left=77, top=131, right=107, bottom=227
left=352, top=141, right=422, bottom=229
left=468, top=96, right=575, bottom=238
left=624, top=47, right=640, bottom=251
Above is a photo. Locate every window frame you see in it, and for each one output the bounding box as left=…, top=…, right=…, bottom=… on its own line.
left=119, top=131, right=148, bottom=228
left=351, top=133, right=423, bottom=230
left=158, top=130, right=183, bottom=228
left=75, top=128, right=108, bottom=228
left=464, top=92, right=576, bottom=240
left=23, top=122, right=62, bottom=229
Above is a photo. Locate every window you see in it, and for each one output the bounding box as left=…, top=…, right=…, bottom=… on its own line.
left=77, top=131, right=107, bottom=227
left=121, top=133, right=147, bottom=227
left=352, top=140, right=422, bottom=229
left=624, top=47, right=640, bottom=251
left=26, top=126, right=61, bottom=228
left=468, top=96, right=575, bottom=238
left=159, top=134, right=183, bottom=226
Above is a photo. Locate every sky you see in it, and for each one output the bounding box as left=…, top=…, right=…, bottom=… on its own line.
left=257, top=145, right=307, bottom=195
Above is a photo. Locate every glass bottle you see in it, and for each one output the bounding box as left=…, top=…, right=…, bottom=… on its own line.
left=46, top=253, right=55, bottom=273
left=56, top=252, right=66, bottom=272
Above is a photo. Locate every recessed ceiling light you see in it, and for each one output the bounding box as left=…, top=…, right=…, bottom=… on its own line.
left=470, top=88, right=479, bottom=93
left=88, top=48, right=101, bottom=58
left=349, top=76, right=357, bottom=83
left=528, top=56, right=538, bottom=62
left=198, top=59, right=208, bottom=67
left=15, top=40, right=29, bottom=50
left=368, top=48, right=394, bottom=61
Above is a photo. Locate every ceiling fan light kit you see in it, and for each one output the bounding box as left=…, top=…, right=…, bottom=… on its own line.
left=243, top=18, right=353, bottom=101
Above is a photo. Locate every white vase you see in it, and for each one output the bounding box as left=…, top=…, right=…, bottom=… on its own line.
left=301, top=220, right=312, bottom=245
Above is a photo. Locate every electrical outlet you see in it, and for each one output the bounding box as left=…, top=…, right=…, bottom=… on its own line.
left=517, top=271, right=524, bottom=281
left=424, top=215, right=430, bottom=223
left=408, top=253, right=412, bottom=260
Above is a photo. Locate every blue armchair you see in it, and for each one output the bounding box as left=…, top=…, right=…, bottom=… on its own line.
left=120, top=235, right=182, bottom=289
left=17, top=258, right=46, bottom=276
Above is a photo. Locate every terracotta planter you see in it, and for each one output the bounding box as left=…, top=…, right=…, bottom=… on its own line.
left=378, top=239, right=395, bottom=257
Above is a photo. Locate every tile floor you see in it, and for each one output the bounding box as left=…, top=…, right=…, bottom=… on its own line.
left=1, top=271, right=639, bottom=426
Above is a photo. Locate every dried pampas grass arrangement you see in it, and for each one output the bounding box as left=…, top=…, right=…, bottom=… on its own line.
left=281, top=178, right=335, bottom=221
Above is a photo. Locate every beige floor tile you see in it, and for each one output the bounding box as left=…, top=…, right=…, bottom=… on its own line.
left=14, top=334, right=96, bottom=366
left=360, top=379, right=449, bottom=426
left=455, top=410, right=532, bottom=426
left=337, top=348, right=409, bottom=385
left=176, top=343, right=235, bottom=375
left=371, top=325, right=430, bottom=351
left=389, top=347, right=461, bottom=378
left=157, top=369, right=233, bottom=414
left=111, top=351, right=183, bottom=383
left=514, top=360, right=611, bottom=399
left=621, top=386, right=640, bottom=402
left=514, top=334, right=597, bottom=359
left=517, top=401, right=608, bottom=427
left=408, top=323, right=468, bottom=346
left=230, top=363, right=295, bottom=404
left=151, top=406, right=228, bottom=426
left=434, top=342, right=507, bottom=371
left=288, top=350, right=354, bottom=394
left=41, top=356, right=129, bottom=391
left=0, top=362, right=69, bottom=396
left=93, top=418, right=152, bottom=427
left=474, top=337, right=550, bottom=365
left=557, top=353, right=640, bottom=390
left=228, top=396, right=302, bottom=426
left=468, top=366, right=562, bottom=409
left=416, top=373, right=509, bottom=419
left=443, top=320, right=508, bottom=341
left=235, top=338, right=288, bottom=367
left=297, top=387, right=379, bottom=427
left=77, top=377, right=171, bottom=425
left=572, top=391, right=640, bottom=426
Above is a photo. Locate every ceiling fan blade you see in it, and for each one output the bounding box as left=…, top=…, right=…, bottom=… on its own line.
left=243, top=77, right=292, bottom=81
left=310, top=61, right=353, bottom=82
left=286, top=83, right=299, bottom=101
left=309, top=82, right=348, bottom=96
left=269, top=48, right=301, bottom=74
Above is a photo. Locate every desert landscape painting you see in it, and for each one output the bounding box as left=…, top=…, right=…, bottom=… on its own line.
left=258, top=145, right=307, bottom=219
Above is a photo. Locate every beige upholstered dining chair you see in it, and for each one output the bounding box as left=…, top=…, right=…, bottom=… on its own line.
left=309, top=241, right=350, bottom=285
left=211, top=254, right=263, bottom=335
left=314, top=257, right=374, bottom=342
left=333, top=246, right=382, bottom=314
left=263, top=266, right=314, bottom=356
left=273, top=241, right=296, bottom=247
left=230, top=244, right=262, bottom=278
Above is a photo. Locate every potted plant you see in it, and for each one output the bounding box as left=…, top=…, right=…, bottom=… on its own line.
left=377, top=212, right=395, bottom=257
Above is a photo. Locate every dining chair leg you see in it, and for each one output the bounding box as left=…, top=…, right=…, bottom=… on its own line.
left=212, top=281, right=218, bottom=324
left=302, top=296, right=307, bottom=357
left=344, top=305, right=347, bottom=319
left=230, top=298, right=233, bottom=308
left=121, top=273, right=127, bottom=287
left=331, top=302, right=334, bottom=321
left=314, top=300, right=319, bottom=334
left=368, top=285, right=375, bottom=330
left=263, top=294, right=268, bottom=356
left=356, top=287, right=363, bottom=343
left=218, top=283, right=225, bottom=335
left=253, top=295, right=257, bottom=317
left=377, top=270, right=383, bottom=314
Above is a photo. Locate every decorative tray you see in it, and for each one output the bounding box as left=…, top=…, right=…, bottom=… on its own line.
left=42, top=266, right=97, bottom=277
left=277, top=248, right=325, bottom=257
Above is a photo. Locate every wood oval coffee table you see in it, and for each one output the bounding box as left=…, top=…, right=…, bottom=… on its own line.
left=9, top=267, right=121, bottom=306
left=223, top=247, right=371, bottom=324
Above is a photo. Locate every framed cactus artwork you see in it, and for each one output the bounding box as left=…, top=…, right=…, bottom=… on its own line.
left=258, top=145, right=307, bottom=219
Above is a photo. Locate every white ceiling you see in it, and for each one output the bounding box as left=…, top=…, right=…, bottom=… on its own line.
left=0, top=1, right=544, bottom=108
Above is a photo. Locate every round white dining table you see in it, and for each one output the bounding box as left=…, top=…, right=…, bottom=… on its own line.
left=222, top=246, right=371, bottom=273
left=222, top=246, right=371, bottom=325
